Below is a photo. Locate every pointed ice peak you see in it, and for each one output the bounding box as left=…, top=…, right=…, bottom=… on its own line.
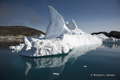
left=48, top=5, right=62, bottom=22
left=45, top=5, right=69, bottom=39
left=23, top=37, right=32, bottom=50
left=66, top=19, right=78, bottom=30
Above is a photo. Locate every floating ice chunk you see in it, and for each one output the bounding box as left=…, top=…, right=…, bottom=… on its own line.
left=93, top=33, right=120, bottom=43
left=53, top=73, right=59, bottom=76
left=9, top=43, right=24, bottom=52
left=83, top=65, right=87, bottom=68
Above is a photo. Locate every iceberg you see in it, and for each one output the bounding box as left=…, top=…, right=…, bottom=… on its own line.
left=93, top=33, right=120, bottom=44
left=10, top=6, right=102, bottom=57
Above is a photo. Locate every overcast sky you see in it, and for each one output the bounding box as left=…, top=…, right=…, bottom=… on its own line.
left=0, top=0, right=120, bottom=33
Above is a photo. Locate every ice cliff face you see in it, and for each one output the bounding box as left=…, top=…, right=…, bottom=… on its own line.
left=10, top=6, right=102, bottom=57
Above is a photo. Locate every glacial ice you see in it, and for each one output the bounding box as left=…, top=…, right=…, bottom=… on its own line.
left=10, top=5, right=103, bottom=57
left=93, top=34, right=120, bottom=44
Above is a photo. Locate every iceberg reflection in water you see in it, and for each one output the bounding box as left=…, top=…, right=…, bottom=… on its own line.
left=21, top=44, right=101, bottom=80
left=102, top=43, right=120, bottom=49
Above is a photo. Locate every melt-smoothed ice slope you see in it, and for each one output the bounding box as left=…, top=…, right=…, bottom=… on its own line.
left=45, top=6, right=70, bottom=39
left=10, top=6, right=102, bottom=57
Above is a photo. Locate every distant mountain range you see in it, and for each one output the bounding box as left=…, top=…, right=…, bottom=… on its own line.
left=0, top=26, right=45, bottom=36
left=91, top=31, right=120, bottom=39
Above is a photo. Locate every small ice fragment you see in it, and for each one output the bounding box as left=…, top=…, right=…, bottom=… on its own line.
left=53, top=73, right=59, bottom=76
left=84, top=65, right=87, bottom=68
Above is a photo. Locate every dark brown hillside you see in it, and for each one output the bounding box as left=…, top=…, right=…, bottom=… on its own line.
left=0, top=26, right=45, bottom=36
left=91, top=31, right=120, bottom=39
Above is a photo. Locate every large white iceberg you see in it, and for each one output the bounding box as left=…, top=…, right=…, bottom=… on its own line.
left=10, top=6, right=102, bottom=57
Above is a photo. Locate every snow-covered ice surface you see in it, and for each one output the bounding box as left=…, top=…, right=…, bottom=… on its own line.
left=10, top=6, right=102, bottom=57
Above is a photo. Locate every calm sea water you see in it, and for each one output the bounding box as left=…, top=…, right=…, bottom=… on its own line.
left=0, top=43, right=120, bottom=80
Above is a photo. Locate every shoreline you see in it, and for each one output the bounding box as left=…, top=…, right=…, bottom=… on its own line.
left=0, top=35, right=23, bottom=42
left=0, top=41, right=23, bottom=49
